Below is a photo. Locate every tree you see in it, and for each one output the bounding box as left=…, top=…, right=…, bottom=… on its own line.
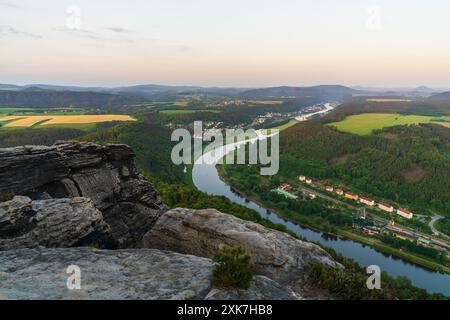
left=211, top=245, right=254, bottom=290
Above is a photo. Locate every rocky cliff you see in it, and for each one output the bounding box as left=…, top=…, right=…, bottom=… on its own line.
left=0, top=196, right=113, bottom=250
left=0, top=142, right=167, bottom=247
left=0, top=142, right=341, bottom=300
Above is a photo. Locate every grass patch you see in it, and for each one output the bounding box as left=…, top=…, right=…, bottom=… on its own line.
left=159, top=109, right=221, bottom=115
left=328, top=113, right=450, bottom=135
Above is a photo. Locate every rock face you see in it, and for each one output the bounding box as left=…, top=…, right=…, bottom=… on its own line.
left=0, top=247, right=298, bottom=300
left=205, top=276, right=299, bottom=300
left=0, top=142, right=167, bottom=247
left=0, top=196, right=114, bottom=250
left=143, top=208, right=341, bottom=285
left=0, top=247, right=213, bottom=300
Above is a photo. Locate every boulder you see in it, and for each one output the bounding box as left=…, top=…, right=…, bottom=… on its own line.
left=0, top=247, right=298, bottom=300
left=205, top=276, right=300, bottom=300
left=0, top=142, right=167, bottom=247
left=143, top=208, right=342, bottom=285
left=0, top=196, right=114, bottom=250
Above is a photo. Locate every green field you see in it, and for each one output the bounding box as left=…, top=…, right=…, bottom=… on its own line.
left=328, top=113, right=450, bottom=135
left=159, top=109, right=221, bottom=115
left=0, top=108, right=34, bottom=115
left=270, top=119, right=299, bottom=131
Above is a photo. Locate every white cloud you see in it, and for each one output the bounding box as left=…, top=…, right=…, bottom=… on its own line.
left=0, top=25, right=42, bottom=39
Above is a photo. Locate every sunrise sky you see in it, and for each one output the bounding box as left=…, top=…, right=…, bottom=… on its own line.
left=1, top=0, right=450, bottom=87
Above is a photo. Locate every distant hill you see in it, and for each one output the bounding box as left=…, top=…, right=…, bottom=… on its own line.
left=428, top=91, right=450, bottom=101
left=240, top=85, right=360, bottom=101
left=110, top=84, right=248, bottom=100
left=0, top=90, right=146, bottom=109
left=0, top=83, right=249, bottom=101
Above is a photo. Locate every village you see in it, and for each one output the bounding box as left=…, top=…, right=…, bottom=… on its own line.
left=274, top=175, right=450, bottom=253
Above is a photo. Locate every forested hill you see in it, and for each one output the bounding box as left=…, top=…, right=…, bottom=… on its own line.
left=240, top=85, right=359, bottom=101
left=278, top=121, right=450, bottom=214
left=428, top=92, right=450, bottom=101
left=0, top=90, right=146, bottom=109
left=324, top=99, right=450, bottom=121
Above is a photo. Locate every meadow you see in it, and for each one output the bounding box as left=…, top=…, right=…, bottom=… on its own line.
left=159, top=109, right=221, bottom=115
left=328, top=113, right=450, bottom=135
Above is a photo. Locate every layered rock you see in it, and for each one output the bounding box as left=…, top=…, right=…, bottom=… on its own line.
left=143, top=208, right=341, bottom=285
left=0, top=196, right=114, bottom=250
left=0, top=142, right=167, bottom=247
left=0, top=247, right=298, bottom=300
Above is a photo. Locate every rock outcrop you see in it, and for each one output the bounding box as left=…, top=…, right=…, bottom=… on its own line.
left=0, top=247, right=298, bottom=300
left=0, top=196, right=114, bottom=250
left=0, top=142, right=167, bottom=247
left=205, top=276, right=299, bottom=300
left=143, top=208, right=341, bottom=285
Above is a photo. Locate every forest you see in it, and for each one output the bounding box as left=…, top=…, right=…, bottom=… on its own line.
left=277, top=121, right=450, bottom=215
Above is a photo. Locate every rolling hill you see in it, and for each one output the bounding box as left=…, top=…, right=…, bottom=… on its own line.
left=240, top=85, right=360, bottom=101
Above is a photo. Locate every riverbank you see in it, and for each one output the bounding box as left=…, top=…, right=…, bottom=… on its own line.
left=217, top=165, right=450, bottom=274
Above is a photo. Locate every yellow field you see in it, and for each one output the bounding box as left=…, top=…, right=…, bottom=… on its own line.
left=434, top=122, right=450, bottom=128
left=0, top=115, right=135, bottom=127
left=366, top=98, right=412, bottom=102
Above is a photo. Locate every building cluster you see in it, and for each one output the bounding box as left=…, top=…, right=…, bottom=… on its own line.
left=298, top=174, right=414, bottom=219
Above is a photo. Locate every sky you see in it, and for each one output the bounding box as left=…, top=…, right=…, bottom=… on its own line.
left=1, top=0, right=450, bottom=87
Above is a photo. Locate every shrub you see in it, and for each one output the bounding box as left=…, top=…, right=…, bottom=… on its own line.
left=0, top=193, right=15, bottom=202
left=211, top=245, right=254, bottom=290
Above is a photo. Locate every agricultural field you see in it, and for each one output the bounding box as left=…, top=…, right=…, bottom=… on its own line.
left=0, top=108, right=34, bottom=115
left=159, top=109, right=221, bottom=115
left=328, top=113, right=450, bottom=135
left=366, top=98, right=412, bottom=102
left=0, top=114, right=135, bottom=128
left=248, top=100, right=284, bottom=105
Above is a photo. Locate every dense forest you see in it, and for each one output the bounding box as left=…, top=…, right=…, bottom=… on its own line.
left=277, top=121, right=450, bottom=215
left=323, top=99, right=450, bottom=122
left=0, top=90, right=146, bottom=109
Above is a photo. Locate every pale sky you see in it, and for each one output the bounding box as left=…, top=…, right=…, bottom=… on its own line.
left=1, top=0, right=450, bottom=87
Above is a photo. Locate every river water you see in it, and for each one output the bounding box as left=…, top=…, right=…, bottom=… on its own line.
left=192, top=106, right=450, bottom=296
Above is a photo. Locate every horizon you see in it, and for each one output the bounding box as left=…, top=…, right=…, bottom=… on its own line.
left=2, top=82, right=450, bottom=91
left=1, top=0, right=450, bottom=87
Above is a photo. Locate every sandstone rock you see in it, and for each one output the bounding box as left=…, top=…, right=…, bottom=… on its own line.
left=205, top=276, right=300, bottom=300
left=0, top=196, right=114, bottom=250
left=0, top=247, right=213, bottom=300
left=0, top=142, right=167, bottom=247
left=0, top=247, right=298, bottom=300
left=143, top=208, right=342, bottom=285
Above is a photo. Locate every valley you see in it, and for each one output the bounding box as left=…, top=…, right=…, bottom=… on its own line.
left=1, top=84, right=450, bottom=300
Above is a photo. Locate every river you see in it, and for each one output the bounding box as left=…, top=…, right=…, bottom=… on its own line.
left=192, top=104, right=450, bottom=296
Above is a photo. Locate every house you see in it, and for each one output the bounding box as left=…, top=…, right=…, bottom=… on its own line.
left=303, top=190, right=316, bottom=199
left=326, top=186, right=334, bottom=192
left=299, top=175, right=306, bottom=182
left=397, top=208, right=413, bottom=219
left=280, top=183, right=292, bottom=191
left=335, top=188, right=344, bottom=195
left=345, top=192, right=359, bottom=201
left=378, top=202, right=394, bottom=213
left=359, top=196, right=375, bottom=206
left=305, top=178, right=312, bottom=184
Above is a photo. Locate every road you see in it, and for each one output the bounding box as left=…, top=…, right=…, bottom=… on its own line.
left=429, top=214, right=448, bottom=240
left=297, top=184, right=450, bottom=250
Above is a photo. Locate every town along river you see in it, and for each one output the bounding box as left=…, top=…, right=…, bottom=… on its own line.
left=192, top=132, right=450, bottom=296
